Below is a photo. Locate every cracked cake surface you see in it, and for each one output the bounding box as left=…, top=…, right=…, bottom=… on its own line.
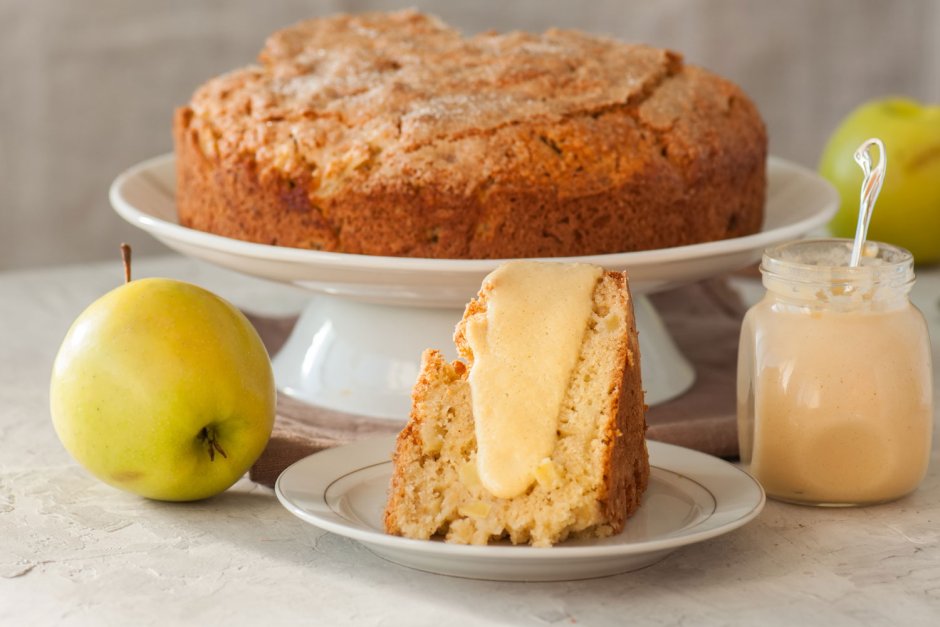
left=174, top=9, right=767, bottom=258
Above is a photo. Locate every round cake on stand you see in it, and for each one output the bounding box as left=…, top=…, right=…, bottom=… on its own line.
left=111, top=154, right=837, bottom=421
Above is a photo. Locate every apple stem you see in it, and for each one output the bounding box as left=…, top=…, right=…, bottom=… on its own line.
left=120, top=243, right=132, bottom=284
left=199, top=426, right=228, bottom=462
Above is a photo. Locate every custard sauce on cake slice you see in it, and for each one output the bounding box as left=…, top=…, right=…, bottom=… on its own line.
left=465, top=262, right=601, bottom=499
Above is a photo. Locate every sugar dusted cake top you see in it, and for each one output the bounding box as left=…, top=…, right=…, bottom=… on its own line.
left=185, top=9, right=734, bottom=192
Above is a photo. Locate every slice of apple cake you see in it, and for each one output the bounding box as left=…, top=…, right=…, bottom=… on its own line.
left=384, top=261, right=648, bottom=546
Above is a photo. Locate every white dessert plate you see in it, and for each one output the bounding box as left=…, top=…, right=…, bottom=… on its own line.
left=275, top=437, right=765, bottom=581
left=110, top=154, right=837, bottom=306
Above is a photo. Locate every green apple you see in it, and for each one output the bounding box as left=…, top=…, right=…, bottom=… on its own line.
left=50, top=263, right=276, bottom=501
left=819, top=98, right=940, bottom=264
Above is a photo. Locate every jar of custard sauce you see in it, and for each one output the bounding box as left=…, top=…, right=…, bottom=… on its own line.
left=737, top=239, right=932, bottom=506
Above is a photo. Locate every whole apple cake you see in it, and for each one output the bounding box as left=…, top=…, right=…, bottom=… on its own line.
left=174, top=10, right=767, bottom=258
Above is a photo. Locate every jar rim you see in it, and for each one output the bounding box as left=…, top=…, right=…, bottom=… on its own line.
left=760, top=238, right=914, bottom=293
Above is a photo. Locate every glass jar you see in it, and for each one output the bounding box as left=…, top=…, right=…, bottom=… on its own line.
left=737, top=238, right=932, bottom=506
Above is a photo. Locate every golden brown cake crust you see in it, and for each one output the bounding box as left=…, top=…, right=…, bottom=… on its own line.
left=599, top=271, right=649, bottom=529
left=174, top=10, right=766, bottom=258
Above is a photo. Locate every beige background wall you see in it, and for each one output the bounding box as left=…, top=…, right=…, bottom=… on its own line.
left=2, top=0, right=938, bottom=270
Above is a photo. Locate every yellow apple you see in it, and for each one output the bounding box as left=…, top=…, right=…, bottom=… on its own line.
left=819, top=98, right=940, bottom=264
left=50, top=274, right=276, bottom=501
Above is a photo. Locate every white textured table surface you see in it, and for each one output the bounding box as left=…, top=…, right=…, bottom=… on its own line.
left=2, top=255, right=939, bottom=626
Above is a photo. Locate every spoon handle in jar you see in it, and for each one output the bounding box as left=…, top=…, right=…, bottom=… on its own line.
left=849, top=138, right=887, bottom=267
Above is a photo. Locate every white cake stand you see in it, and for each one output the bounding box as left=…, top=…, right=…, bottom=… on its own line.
left=111, top=155, right=837, bottom=420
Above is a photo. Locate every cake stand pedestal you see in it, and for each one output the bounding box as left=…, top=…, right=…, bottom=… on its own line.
left=271, top=292, right=692, bottom=419
left=111, top=155, right=837, bottom=421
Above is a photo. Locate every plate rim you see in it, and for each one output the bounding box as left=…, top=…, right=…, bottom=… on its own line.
left=110, top=153, right=838, bottom=274
left=274, top=437, right=765, bottom=560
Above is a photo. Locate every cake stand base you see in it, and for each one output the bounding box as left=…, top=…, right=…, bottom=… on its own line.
left=272, top=293, right=694, bottom=421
